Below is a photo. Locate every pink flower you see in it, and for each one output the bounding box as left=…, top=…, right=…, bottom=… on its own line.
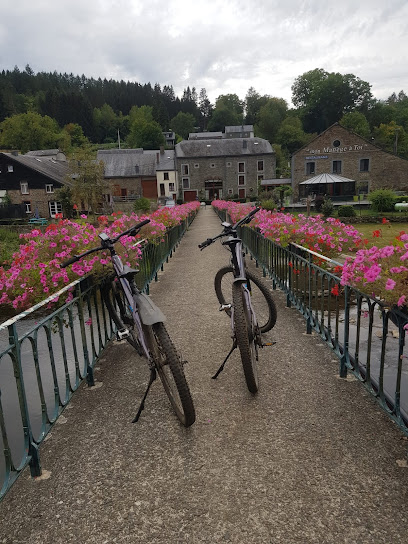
left=385, top=279, right=396, bottom=290
left=397, top=295, right=406, bottom=307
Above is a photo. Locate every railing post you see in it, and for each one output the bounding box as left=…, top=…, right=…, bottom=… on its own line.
left=76, top=282, right=94, bottom=387
left=8, top=323, right=42, bottom=477
left=306, top=253, right=312, bottom=334
left=339, top=286, right=349, bottom=378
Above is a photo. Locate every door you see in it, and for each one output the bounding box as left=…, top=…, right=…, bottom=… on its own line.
left=183, top=190, right=197, bottom=202
left=238, top=188, right=246, bottom=199
left=141, top=179, right=158, bottom=198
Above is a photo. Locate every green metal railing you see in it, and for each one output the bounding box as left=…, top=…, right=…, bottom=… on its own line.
left=237, top=224, right=408, bottom=437
left=0, top=211, right=196, bottom=501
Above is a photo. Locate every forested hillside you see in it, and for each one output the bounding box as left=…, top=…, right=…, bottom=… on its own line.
left=1, top=65, right=407, bottom=165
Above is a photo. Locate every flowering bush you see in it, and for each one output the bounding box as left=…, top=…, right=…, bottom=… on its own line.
left=212, top=200, right=365, bottom=259
left=212, top=200, right=408, bottom=309
left=0, top=202, right=199, bottom=313
left=340, top=233, right=408, bottom=308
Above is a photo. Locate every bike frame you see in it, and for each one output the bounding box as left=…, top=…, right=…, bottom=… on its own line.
left=110, top=253, right=151, bottom=360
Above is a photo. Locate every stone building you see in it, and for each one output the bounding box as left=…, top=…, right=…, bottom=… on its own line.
left=175, top=137, right=275, bottom=201
left=292, top=123, right=408, bottom=200
left=0, top=150, right=70, bottom=218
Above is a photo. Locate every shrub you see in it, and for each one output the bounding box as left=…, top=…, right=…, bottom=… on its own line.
left=321, top=198, right=334, bottom=218
left=260, top=199, right=276, bottom=212
left=337, top=205, right=356, bottom=217
left=368, top=189, right=397, bottom=212
left=133, top=197, right=151, bottom=213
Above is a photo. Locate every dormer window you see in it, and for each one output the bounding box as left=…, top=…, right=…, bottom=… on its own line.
left=8, top=165, right=13, bottom=172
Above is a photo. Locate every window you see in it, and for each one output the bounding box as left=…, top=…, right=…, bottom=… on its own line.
left=238, top=175, right=245, bottom=185
left=332, top=160, right=342, bottom=174
left=49, top=201, right=62, bottom=218
left=210, top=163, right=216, bottom=168
left=182, top=164, right=189, bottom=175
left=306, top=162, right=315, bottom=175
left=160, top=183, right=165, bottom=196
left=194, top=163, right=199, bottom=168
left=257, top=160, right=264, bottom=171
left=23, top=201, right=31, bottom=214
left=20, top=182, right=29, bottom=194
left=169, top=182, right=175, bottom=192
left=238, top=162, right=245, bottom=173
left=360, top=158, right=370, bottom=172
left=163, top=172, right=169, bottom=180
left=8, top=165, right=13, bottom=172
left=182, top=178, right=190, bottom=189
left=45, top=184, right=54, bottom=193
left=228, top=188, right=233, bottom=195
left=333, top=140, right=341, bottom=147
left=226, top=162, right=232, bottom=167
left=258, top=174, right=264, bottom=182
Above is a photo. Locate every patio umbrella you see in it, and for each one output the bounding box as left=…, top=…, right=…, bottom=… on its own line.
left=299, top=173, right=354, bottom=185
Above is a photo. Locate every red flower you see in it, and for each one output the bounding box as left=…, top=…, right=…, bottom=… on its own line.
left=331, top=284, right=339, bottom=296
left=333, top=265, right=343, bottom=273
left=73, top=204, right=78, bottom=210
left=372, top=230, right=381, bottom=238
left=381, top=217, right=389, bottom=224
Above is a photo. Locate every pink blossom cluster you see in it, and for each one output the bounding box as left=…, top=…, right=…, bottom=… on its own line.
left=340, top=235, right=408, bottom=307
left=0, top=202, right=200, bottom=314
left=212, top=200, right=364, bottom=259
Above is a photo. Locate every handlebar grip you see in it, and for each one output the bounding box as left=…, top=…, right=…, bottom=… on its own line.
left=198, top=238, right=213, bottom=249
left=61, top=255, right=80, bottom=268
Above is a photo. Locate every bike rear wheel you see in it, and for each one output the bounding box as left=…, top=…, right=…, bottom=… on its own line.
left=232, top=283, right=259, bottom=394
left=215, top=266, right=277, bottom=333
left=144, top=322, right=195, bottom=427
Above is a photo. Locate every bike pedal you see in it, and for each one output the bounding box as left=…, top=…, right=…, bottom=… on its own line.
left=262, top=341, right=276, bottom=347
left=219, top=303, right=232, bottom=312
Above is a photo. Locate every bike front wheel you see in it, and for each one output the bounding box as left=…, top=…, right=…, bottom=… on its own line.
left=143, top=323, right=196, bottom=427
left=232, top=283, right=259, bottom=394
left=215, top=266, right=277, bottom=333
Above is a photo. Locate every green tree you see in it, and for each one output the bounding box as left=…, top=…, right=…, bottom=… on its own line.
left=198, top=88, right=213, bottom=130
left=67, top=148, right=108, bottom=214
left=170, top=111, right=196, bottom=140
left=0, top=112, right=63, bottom=153
left=373, top=121, right=408, bottom=157
left=368, top=188, right=397, bottom=212
left=244, top=87, right=270, bottom=125
left=207, top=107, right=242, bottom=132
left=255, top=98, right=288, bottom=143
left=276, top=116, right=311, bottom=154
left=215, top=94, right=244, bottom=118
left=93, top=103, right=119, bottom=143
left=339, top=111, right=371, bottom=139
left=127, top=120, right=165, bottom=149
left=292, top=69, right=373, bottom=133
left=63, top=123, right=89, bottom=149
left=55, top=185, right=74, bottom=218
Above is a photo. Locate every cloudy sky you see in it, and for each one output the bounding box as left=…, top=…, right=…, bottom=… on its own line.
left=1, top=0, right=407, bottom=107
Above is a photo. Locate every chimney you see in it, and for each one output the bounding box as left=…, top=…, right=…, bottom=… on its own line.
left=12, top=150, right=18, bottom=156
left=156, top=152, right=160, bottom=164
left=160, top=146, right=164, bottom=154
left=243, top=139, right=247, bottom=149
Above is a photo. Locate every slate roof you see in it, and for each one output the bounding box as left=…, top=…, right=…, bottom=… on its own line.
left=176, top=138, right=273, bottom=158
left=97, top=149, right=175, bottom=177
left=25, top=149, right=61, bottom=157
left=225, top=125, right=254, bottom=133
left=3, top=152, right=71, bottom=184
left=189, top=132, right=223, bottom=140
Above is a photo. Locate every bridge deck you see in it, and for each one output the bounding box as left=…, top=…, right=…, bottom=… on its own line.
left=1, top=207, right=407, bottom=543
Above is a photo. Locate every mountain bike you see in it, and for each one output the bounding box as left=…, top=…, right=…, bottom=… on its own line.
left=199, top=207, right=277, bottom=393
left=61, top=219, right=196, bottom=427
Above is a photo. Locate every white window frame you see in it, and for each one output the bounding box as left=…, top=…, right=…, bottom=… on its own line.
left=49, top=201, right=63, bottom=218
left=169, top=182, right=175, bottom=192
left=45, top=184, right=54, bottom=193
left=8, top=165, right=13, bottom=172
left=20, top=182, right=29, bottom=194
left=238, top=175, right=245, bottom=186
left=182, top=164, right=189, bottom=176
left=23, top=201, right=31, bottom=213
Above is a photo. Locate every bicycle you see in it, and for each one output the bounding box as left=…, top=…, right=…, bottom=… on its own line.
left=61, top=219, right=196, bottom=427
left=198, top=207, right=277, bottom=393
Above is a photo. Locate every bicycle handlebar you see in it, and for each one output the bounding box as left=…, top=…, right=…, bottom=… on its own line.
left=198, top=207, right=260, bottom=250
left=60, top=218, right=151, bottom=268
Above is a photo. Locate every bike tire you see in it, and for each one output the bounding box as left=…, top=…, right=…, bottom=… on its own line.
left=143, top=322, right=196, bottom=427
left=232, top=282, right=259, bottom=394
left=102, top=281, right=142, bottom=354
left=214, top=266, right=277, bottom=333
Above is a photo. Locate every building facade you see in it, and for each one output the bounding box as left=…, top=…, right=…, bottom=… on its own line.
left=292, top=124, right=408, bottom=200
left=0, top=150, right=69, bottom=218
left=175, top=137, right=275, bottom=201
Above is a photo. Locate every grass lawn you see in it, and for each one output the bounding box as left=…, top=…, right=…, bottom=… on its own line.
left=348, top=222, right=407, bottom=248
